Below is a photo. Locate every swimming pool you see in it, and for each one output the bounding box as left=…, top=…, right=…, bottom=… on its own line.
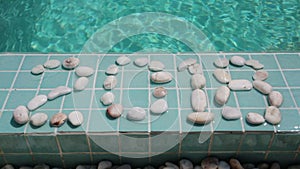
left=0, top=0, right=299, bottom=53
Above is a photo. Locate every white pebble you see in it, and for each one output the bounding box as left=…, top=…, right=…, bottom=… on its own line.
left=151, top=72, right=173, bottom=84
left=103, top=76, right=117, bottom=89
left=268, top=91, right=283, bottom=107
left=106, top=65, right=119, bottom=75
left=148, top=61, right=165, bottom=71
left=253, top=70, right=268, bottom=81
left=47, top=86, right=72, bottom=100
left=191, top=89, right=207, bottom=112
left=1, top=164, right=14, bottom=169
left=245, top=59, right=260, bottom=67
left=246, top=112, right=265, bottom=125
left=150, top=99, right=168, bottom=114
left=201, top=157, right=219, bottom=169
left=68, top=111, right=84, bottom=126
left=228, top=79, right=253, bottom=91
left=270, top=163, right=281, bottom=169
left=43, top=59, right=60, bottom=69
left=191, top=74, right=206, bottom=89
left=107, top=104, right=123, bottom=118
left=75, top=66, right=94, bottom=77
left=265, top=106, right=281, bottom=124
left=126, top=107, right=146, bottom=121
left=33, top=164, right=50, bottom=169
left=134, top=57, right=148, bottom=67
left=213, top=69, right=231, bottom=84
left=165, top=162, right=179, bottom=169
left=178, top=58, right=197, bottom=72
left=31, top=64, right=45, bottom=75
left=253, top=80, right=272, bottom=94
left=98, top=161, right=112, bottom=169
left=179, top=159, right=193, bottom=169
left=230, top=56, right=246, bottom=66
left=63, top=57, right=80, bottom=69
left=214, top=58, right=229, bottom=68
left=30, top=113, right=48, bottom=127
left=153, top=87, right=167, bottom=98
left=218, top=161, right=230, bottom=169
left=188, top=112, right=214, bottom=125
left=50, top=112, right=67, bottom=127
left=116, top=55, right=131, bottom=66
left=74, top=77, right=89, bottom=91
left=100, top=92, right=115, bottom=105
left=253, top=63, right=264, bottom=70
left=188, top=63, right=202, bottom=74
left=27, top=95, right=47, bottom=111
left=13, top=105, right=29, bottom=125
left=214, top=86, right=230, bottom=106
left=222, top=106, right=242, bottom=120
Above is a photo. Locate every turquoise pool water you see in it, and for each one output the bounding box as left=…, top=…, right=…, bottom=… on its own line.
left=0, top=0, right=299, bottom=53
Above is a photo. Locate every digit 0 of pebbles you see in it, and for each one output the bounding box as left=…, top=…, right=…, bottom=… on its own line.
left=31, top=64, right=45, bottom=75
left=116, top=55, right=131, bottom=66
left=74, top=77, right=89, bottom=91
left=268, top=91, right=283, bottom=107
left=106, top=65, right=119, bottom=75
left=214, top=58, right=229, bottom=68
left=107, top=104, right=123, bottom=118
left=151, top=72, right=172, bottom=83
left=50, top=112, right=67, bottom=127
left=75, top=66, right=94, bottom=77
left=214, top=86, right=230, bottom=106
left=188, top=63, right=202, bottom=74
left=213, top=69, right=231, bottom=84
left=134, top=57, right=148, bottom=67
left=150, top=99, right=168, bottom=114
left=222, top=106, right=241, bottom=120
left=265, top=106, right=281, bottom=124
left=191, top=89, right=207, bottom=112
left=246, top=112, right=265, bottom=125
left=100, top=92, right=115, bottom=105
left=191, top=74, right=206, bottom=89
left=43, top=59, right=61, bottom=69
left=148, top=60, right=165, bottom=71
left=153, top=87, right=167, bottom=98
left=13, top=105, right=29, bottom=125
left=187, top=112, right=214, bottom=124
left=230, top=56, right=246, bottom=66
left=253, top=80, right=272, bottom=94
left=62, top=57, right=80, bottom=69
left=126, top=107, right=146, bottom=121
left=103, top=76, right=117, bottom=89
left=30, top=112, right=48, bottom=127
left=253, top=70, right=268, bottom=81
left=228, top=80, right=253, bottom=91
left=68, top=111, right=84, bottom=126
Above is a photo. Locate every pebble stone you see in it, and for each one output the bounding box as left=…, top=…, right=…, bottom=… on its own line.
left=31, top=64, right=45, bottom=75
left=143, top=166, right=155, bottom=169
left=116, top=55, right=131, bottom=66
left=74, top=77, right=89, bottom=91
left=229, top=159, right=243, bottom=169
left=191, top=74, right=206, bottom=89
left=214, top=58, right=229, bottom=68
left=179, top=159, right=193, bottom=169
left=100, top=92, right=115, bottom=105
left=151, top=72, right=173, bottom=84
left=20, top=166, right=33, bottom=169
left=228, top=79, right=253, bottom=91
left=257, top=163, right=269, bottom=169
left=270, top=163, right=280, bottom=169
left=75, top=66, right=94, bottom=77
left=106, top=65, right=119, bottom=75
left=214, top=86, right=231, bottom=106
left=265, top=106, right=281, bottom=124
left=253, top=70, right=268, bottom=81
left=268, top=91, right=283, bottom=107
left=178, top=58, right=197, bottom=72
left=150, top=99, right=168, bottom=114
left=33, top=164, right=50, bottom=169
left=148, top=60, right=165, bottom=71
left=201, top=157, right=219, bottom=169
left=188, top=63, right=202, bottom=74
left=43, top=59, right=61, bottom=69
left=134, top=57, right=148, bottom=67
left=116, top=165, right=131, bottom=169
left=253, top=80, right=273, bottom=94
left=126, top=107, right=146, bottom=121
left=222, top=106, right=242, bottom=120
left=246, top=112, right=265, bottom=125
left=218, top=161, right=230, bottom=169
left=165, top=162, right=179, bottom=169
left=27, top=95, right=48, bottom=111
left=13, top=105, right=29, bottom=125
left=62, top=57, right=80, bottom=69
left=30, top=112, right=48, bottom=127
left=98, top=161, right=112, bottom=169
left=68, top=111, right=84, bottom=126
left=50, top=112, right=67, bottom=127
left=213, top=69, right=231, bottom=84
left=230, top=56, right=246, bottom=66
left=153, top=87, right=167, bottom=98
left=191, top=89, right=207, bottom=112
left=107, top=104, right=123, bottom=118
left=242, top=163, right=255, bottom=169
left=1, top=164, right=14, bottom=169
left=188, top=112, right=214, bottom=124
left=47, top=86, right=72, bottom=100
left=103, top=76, right=117, bottom=89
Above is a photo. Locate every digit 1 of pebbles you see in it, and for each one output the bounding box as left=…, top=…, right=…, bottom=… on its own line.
left=153, top=87, right=167, bottom=98
left=43, top=59, right=61, bottom=69
left=150, top=99, right=168, bottom=114
left=221, top=106, right=242, bottom=120
left=106, top=64, right=119, bottom=75
left=213, top=69, right=231, bottom=84
left=13, top=105, right=29, bottom=125
left=126, top=107, right=146, bottom=121
left=268, top=91, right=283, bottom=107
left=148, top=60, right=165, bottom=71
left=107, top=104, right=123, bottom=118
left=30, top=112, right=48, bottom=127
left=47, top=86, right=72, bottom=100
left=177, top=58, right=197, bottom=72
left=74, top=77, right=89, bottom=91
left=68, top=111, right=84, bottom=126
left=228, top=79, right=253, bottom=91
left=134, top=57, right=148, bottom=67
left=150, top=72, right=172, bottom=83
left=75, top=66, right=94, bottom=77
left=253, top=80, right=273, bottom=94
left=191, top=89, right=207, bottom=112
left=187, top=112, right=214, bottom=125
left=214, top=86, right=230, bottom=106
left=103, top=76, right=117, bottom=89
left=214, top=58, right=229, bottom=68
left=100, top=92, right=115, bottom=105
left=230, top=55, right=246, bottom=66
left=246, top=112, right=265, bottom=125
left=27, top=95, right=48, bottom=111
left=191, top=74, right=206, bottom=89
left=50, top=112, right=67, bottom=127
left=62, top=57, right=80, bottom=69
left=31, top=64, right=45, bottom=75
left=116, top=55, right=131, bottom=66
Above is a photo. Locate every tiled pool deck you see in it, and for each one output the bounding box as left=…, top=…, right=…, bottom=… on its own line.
left=0, top=53, right=299, bottom=168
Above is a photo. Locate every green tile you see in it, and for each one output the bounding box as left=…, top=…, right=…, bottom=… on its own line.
left=211, top=133, right=242, bottom=151
left=270, top=133, right=300, bottom=151
left=179, top=89, right=192, bottom=109
left=271, top=89, right=297, bottom=108
left=237, top=152, right=266, bottom=164
left=180, top=109, right=212, bottom=132
left=121, top=154, right=149, bottom=168
left=0, top=72, right=16, bottom=89
left=0, top=111, right=26, bottom=133
left=150, top=55, right=174, bottom=70
left=57, top=134, right=89, bottom=152
left=13, top=72, right=41, bottom=88
left=236, top=89, right=266, bottom=108
left=122, top=71, right=149, bottom=88
left=230, top=70, right=254, bottom=81
left=200, top=54, right=222, bottom=69
left=266, top=152, right=297, bottom=168
left=77, top=55, right=99, bottom=68
left=241, top=109, right=274, bottom=132
left=37, top=90, right=63, bottom=109
left=150, top=133, right=179, bottom=153
left=251, top=54, right=279, bottom=69
left=4, top=154, right=33, bottom=167
left=92, top=153, right=120, bottom=165
left=5, top=90, right=36, bottom=109
left=89, top=134, right=119, bottom=153
left=150, top=153, right=179, bottom=167
left=0, top=91, right=8, bottom=108
left=0, top=135, right=30, bottom=153
left=94, top=89, right=121, bottom=109
left=177, top=70, right=192, bottom=88
left=151, top=89, right=178, bottom=108
left=239, top=133, right=272, bottom=151
left=181, top=133, right=210, bottom=152
left=0, top=56, right=22, bottom=70
left=57, top=110, right=89, bottom=132
left=180, top=152, right=207, bottom=164
left=150, top=71, right=176, bottom=88
left=21, top=56, right=48, bottom=70
left=120, top=134, right=149, bottom=153
left=41, top=72, right=70, bottom=88
left=291, top=89, right=300, bottom=107
left=264, top=71, right=286, bottom=87
left=119, top=109, right=148, bottom=132
left=0, top=155, right=5, bottom=167
left=62, top=153, right=91, bottom=168
left=33, top=154, right=63, bottom=168
left=27, top=135, right=59, bottom=153
left=98, top=55, right=119, bottom=71
left=151, top=109, right=179, bottom=132
left=88, top=110, right=118, bottom=132
left=276, top=54, right=300, bottom=69
left=26, top=110, right=57, bottom=133
left=212, top=109, right=243, bottom=132
left=95, top=70, right=121, bottom=89
left=284, top=71, right=300, bottom=87
left=122, top=89, right=148, bottom=108
left=63, top=90, right=95, bottom=109
left=276, top=109, right=300, bottom=132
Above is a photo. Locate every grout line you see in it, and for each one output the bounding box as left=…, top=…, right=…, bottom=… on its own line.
left=117, top=65, right=125, bottom=163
